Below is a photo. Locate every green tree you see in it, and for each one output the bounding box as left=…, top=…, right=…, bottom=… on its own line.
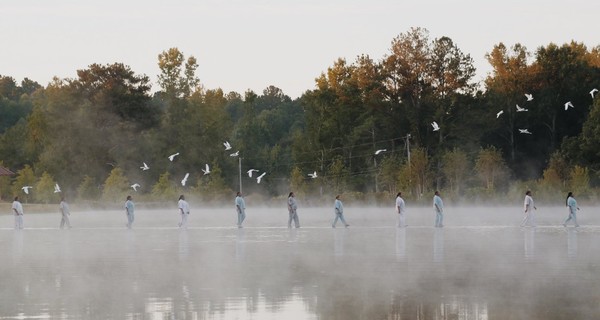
left=569, top=165, right=589, bottom=197
left=289, top=166, right=307, bottom=197
left=475, top=147, right=508, bottom=190
left=157, top=47, right=200, bottom=99
left=12, top=164, right=35, bottom=202
left=102, top=167, right=129, bottom=202
left=151, top=171, right=178, bottom=201
left=77, top=175, right=99, bottom=201
left=34, top=171, right=56, bottom=204
left=442, top=148, right=469, bottom=195
left=540, top=152, right=569, bottom=193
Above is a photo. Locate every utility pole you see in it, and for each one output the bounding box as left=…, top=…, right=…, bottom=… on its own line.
left=238, top=157, right=242, bottom=194
left=372, top=128, right=379, bottom=193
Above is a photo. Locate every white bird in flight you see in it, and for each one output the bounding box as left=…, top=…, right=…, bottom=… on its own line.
left=256, top=172, right=266, bottom=184
left=431, top=121, right=440, bottom=131
left=168, top=153, right=180, bottom=161
left=21, top=186, right=32, bottom=194
left=516, top=104, right=528, bottom=112
left=591, top=88, right=598, bottom=98
left=202, top=164, right=210, bottom=175
left=223, top=141, right=232, bottom=150
left=374, top=149, right=387, bottom=155
left=308, top=171, right=318, bottom=179
left=140, top=162, right=150, bottom=171
left=519, top=129, right=532, bottom=135
left=131, top=183, right=140, bottom=192
left=496, top=110, right=504, bottom=118
left=564, top=101, right=574, bottom=110
left=247, top=169, right=259, bottom=177
left=54, top=183, right=61, bottom=193
left=230, top=151, right=239, bottom=157
left=525, top=93, right=533, bottom=101
left=181, top=173, right=190, bottom=186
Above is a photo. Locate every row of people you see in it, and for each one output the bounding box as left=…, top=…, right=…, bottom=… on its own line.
left=9, top=190, right=582, bottom=230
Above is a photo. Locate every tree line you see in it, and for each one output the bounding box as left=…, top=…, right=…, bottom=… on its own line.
left=1, top=27, right=599, bottom=205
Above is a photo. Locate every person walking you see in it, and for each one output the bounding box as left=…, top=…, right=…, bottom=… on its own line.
left=12, top=196, right=24, bottom=230
left=178, top=194, right=190, bottom=228
left=396, top=192, right=406, bottom=228
left=125, top=195, right=135, bottom=229
left=287, top=192, right=300, bottom=228
left=332, top=195, right=349, bottom=228
left=433, top=191, right=444, bottom=228
left=59, top=196, right=72, bottom=229
left=563, top=192, right=580, bottom=227
left=521, top=190, right=537, bottom=227
left=235, top=192, right=246, bottom=228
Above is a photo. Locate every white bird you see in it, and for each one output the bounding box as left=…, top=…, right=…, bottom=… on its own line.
left=496, top=110, right=504, bottom=118
left=519, top=129, right=532, bottom=135
left=307, top=171, right=318, bottom=179
left=223, top=141, right=232, bottom=150
left=516, top=104, right=528, bottom=112
left=21, top=186, right=32, bottom=194
left=591, top=88, right=598, bottom=98
left=256, top=172, right=266, bottom=184
left=525, top=93, right=533, bottom=101
left=431, top=121, right=440, bottom=131
left=54, top=183, right=61, bottom=193
left=131, top=183, right=140, bottom=192
left=168, top=153, right=180, bottom=161
left=564, top=101, right=574, bottom=110
left=230, top=151, right=239, bottom=157
left=247, top=169, right=259, bottom=177
left=181, top=173, right=190, bottom=186
left=202, top=164, right=210, bottom=175
left=140, top=162, right=150, bottom=171
left=374, top=149, right=387, bottom=155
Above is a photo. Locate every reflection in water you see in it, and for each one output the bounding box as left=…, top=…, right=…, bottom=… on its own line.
left=524, top=228, right=535, bottom=259
left=236, top=228, right=246, bottom=261
left=395, top=227, right=406, bottom=261
left=333, top=229, right=345, bottom=258
left=567, top=228, right=578, bottom=259
left=433, top=228, right=444, bottom=263
left=178, top=229, right=189, bottom=261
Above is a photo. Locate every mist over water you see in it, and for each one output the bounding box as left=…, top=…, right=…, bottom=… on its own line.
left=0, top=205, right=599, bottom=319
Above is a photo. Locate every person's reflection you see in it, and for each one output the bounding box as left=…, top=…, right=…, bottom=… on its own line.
left=236, top=228, right=246, bottom=261
left=567, top=228, right=578, bottom=259
left=396, top=227, right=406, bottom=261
left=523, top=227, right=535, bottom=259
left=12, top=231, right=23, bottom=264
left=178, top=229, right=189, bottom=261
left=433, top=228, right=444, bottom=263
left=334, top=228, right=346, bottom=258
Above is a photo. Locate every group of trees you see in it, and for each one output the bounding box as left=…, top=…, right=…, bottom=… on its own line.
left=1, top=27, right=599, bottom=205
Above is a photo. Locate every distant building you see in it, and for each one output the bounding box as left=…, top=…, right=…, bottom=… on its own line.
left=0, top=166, right=15, bottom=176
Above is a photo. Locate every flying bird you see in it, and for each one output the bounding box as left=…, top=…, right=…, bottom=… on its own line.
left=181, top=173, right=190, bottom=186
left=230, top=151, right=239, bottom=157
left=140, top=162, right=150, bottom=171
left=525, top=93, right=533, bottom=101
left=223, top=141, right=232, bottom=150
left=516, top=104, right=528, bottom=112
left=21, top=186, right=32, bottom=194
left=590, top=88, right=598, bottom=98
left=202, top=164, right=210, bottom=175
left=431, top=121, right=440, bottom=131
left=168, top=153, right=180, bottom=161
left=131, top=183, right=140, bottom=192
left=374, top=149, right=387, bottom=155
left=308, top=171, right=318, bottom=179
left=519, top=129, right=532, bottom=135
left=564, top=101, right=574, bottom=110
left=247, top=169, right=259, bottom=177
left=256, top=172, right=266, bottom=184
left=54, top=183, right=61, bottom=193
left=496, top=110, right=504, bottom=118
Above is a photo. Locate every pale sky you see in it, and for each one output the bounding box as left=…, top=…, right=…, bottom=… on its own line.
left=1, top=0, right=598, bottom=99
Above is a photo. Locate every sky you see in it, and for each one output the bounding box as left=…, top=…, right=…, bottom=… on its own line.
left=1, top=0, right=598, bottom=99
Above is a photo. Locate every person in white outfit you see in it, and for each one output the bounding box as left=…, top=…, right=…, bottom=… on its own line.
left=433, top=191, right=444, bottom=228
left=521, top=190, right=537, bottom=227
left=563, top=192, right=580, bottom=227
left=235, top=192, right=246, bottom=228
left=59, top=196, right=72, bottom=229
left=12, top=196, right=24, bottom=230
left=178, top=194, right=190, bottom=228
left=287, top=192, right=300, bottom=228
left=395, top=192, right=406, bottom=227
left=332, top=195, right=349, bottom=228
left=125, top=195, right=135, bottom=229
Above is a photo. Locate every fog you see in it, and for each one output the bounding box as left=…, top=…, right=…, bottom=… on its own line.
left=1, top=205, right=599, bottom=319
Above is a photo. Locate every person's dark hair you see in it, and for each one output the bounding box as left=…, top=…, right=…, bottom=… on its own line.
left=236, top=191, right=241, bottom=196
left=396, top=192, right=402, bottom=197
left=525, top=190, right=531, bottom=196
left=14, top=196, right=19, bottom=201
left=335, top=194, right=340, bottom=200
left=179, top=194, right=185, bottom=200
left=127, top=195, right=132, bottom=200
left=288, top=192, right=294, bottom=197
left=566, top=192, right=573, bottom=206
